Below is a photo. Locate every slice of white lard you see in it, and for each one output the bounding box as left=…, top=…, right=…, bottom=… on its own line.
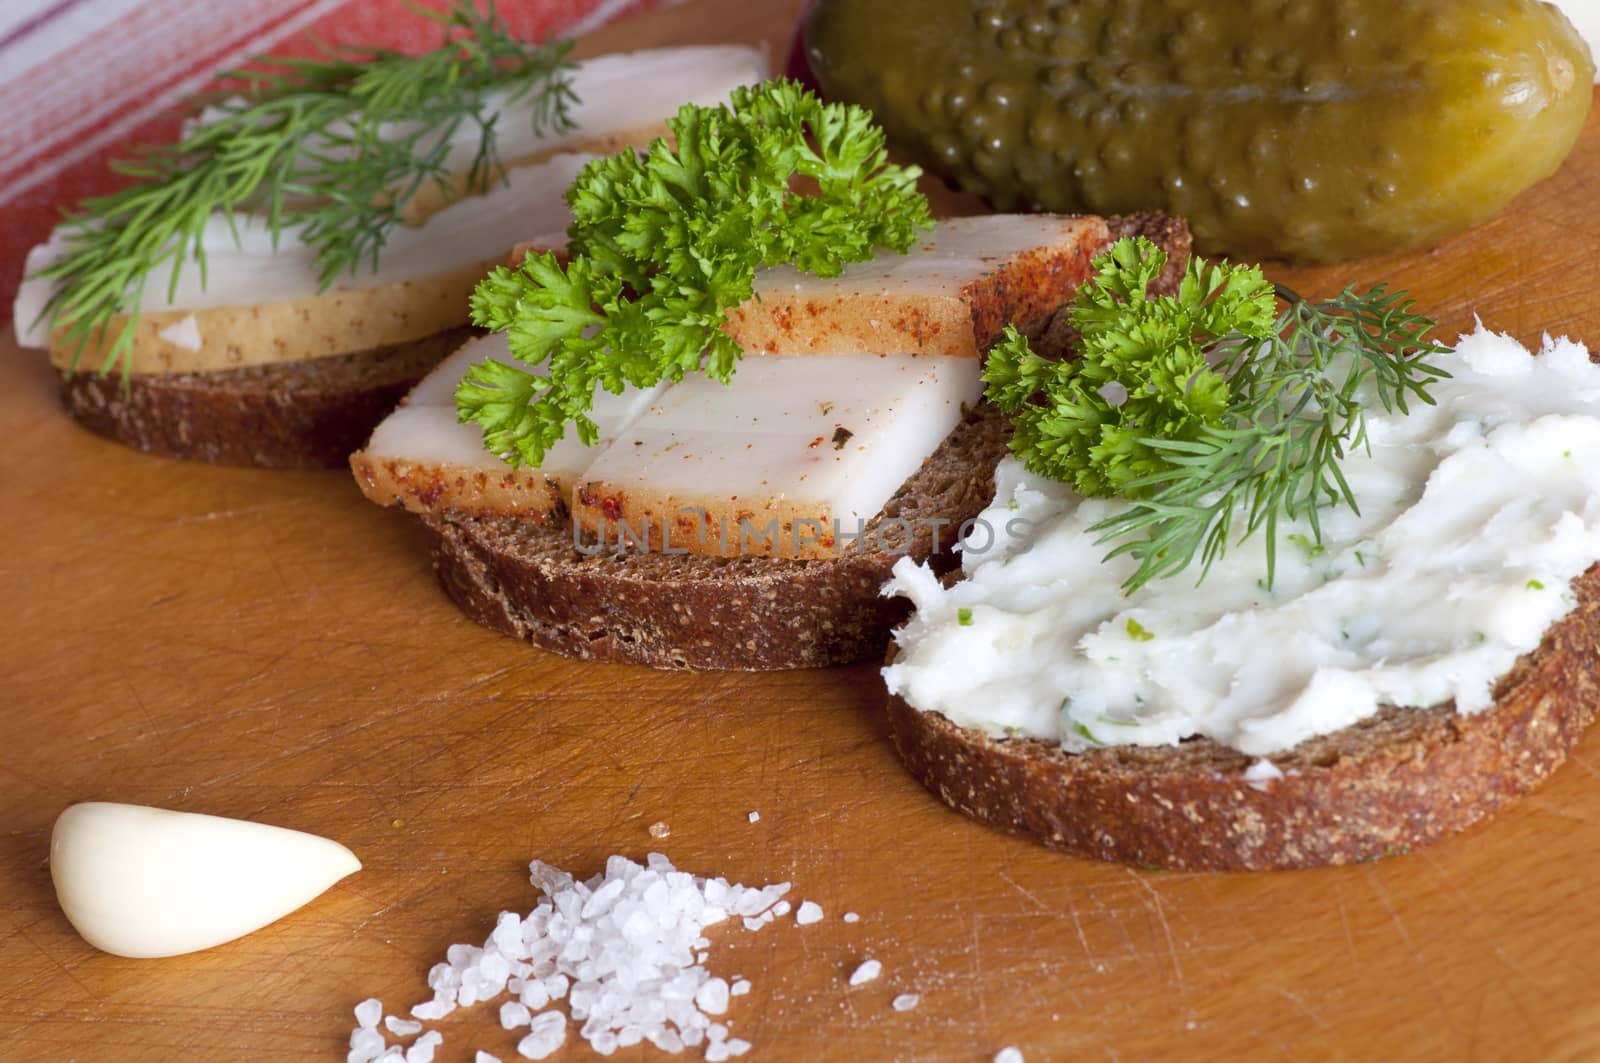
left=723, top=215, right=1109, bottom=359
left=15, top=155, right=589, bottom=346
left=351, top=332, right=666, bottom=519
left=235, top=45, right=769, bottom=190
left=571, top=353, right=984, bottom=559
left=883, top=324, right=1600, bottom=757
left=12, top=44, right=771, bottom=355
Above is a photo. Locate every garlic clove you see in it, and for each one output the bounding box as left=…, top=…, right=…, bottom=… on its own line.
left=50, top=802, right=361, bottom=958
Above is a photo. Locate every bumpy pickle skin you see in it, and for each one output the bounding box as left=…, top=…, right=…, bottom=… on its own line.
left=803, top=0, right=1595, bottom=263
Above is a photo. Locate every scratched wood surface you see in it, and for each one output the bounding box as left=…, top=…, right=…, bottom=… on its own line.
left=3, top=2, right=1600, bottom=1060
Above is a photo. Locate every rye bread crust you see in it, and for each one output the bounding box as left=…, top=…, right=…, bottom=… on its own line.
left=58, top=328, right=473, bottom=469
left=885, top=565, right=1600, bottom=871
left=427, top=403, right=1015, bottom=670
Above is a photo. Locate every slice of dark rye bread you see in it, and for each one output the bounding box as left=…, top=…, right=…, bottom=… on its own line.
left=57, top=327, right=474, bottom=469
left=419, top=213, right=1192, bottom=670
left=426, top=401, right=1013, bottom=670
left=885, top=564, right=1600, bottom=871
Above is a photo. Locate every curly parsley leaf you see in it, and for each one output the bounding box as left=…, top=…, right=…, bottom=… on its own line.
left=457, top=78, right=933, bottom=467
left=984, top=236, right=1449, bottom=593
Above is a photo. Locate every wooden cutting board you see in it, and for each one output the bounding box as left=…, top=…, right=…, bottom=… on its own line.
left=4, top=2, right=1600, bottom=1060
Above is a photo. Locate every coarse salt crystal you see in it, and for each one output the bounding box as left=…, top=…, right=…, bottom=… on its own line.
left=747, top=811, right=760, bottom=823
left=157, top=314, right=203, bottom=351
left=517, top=1011, right=567, bottom=1059
left=354, top=999, right=383, bottom=1029
left=359, top=854, right=785, bottom=1060
left=404, top=1031, right=442, bottom=1063
left=849, top=959, right=882, bottom=986
left=427, top=963, right=459, bottom=993
left=995, top=1048, right=1025, bottom=1063
left=518, top=978, right=550, bottom=1011
left=892, top=993, right=920, bottom=1011
left=409, top=999, right=453, bottom=1021
left=384, top=1016, right=423, bottom=1037
left=1097, top=380, right=1129, bottom=408
left=475, top=1053, right=502, bottom=1063
left=795, top=901, right=823, bottom=925
left=695, top=978, right=731, bottom=1015
left=348, top=1027, right=386, bottom=1063
left=1243, top=758, right=1285, bottom=791
left=648, top=821, right=670, bottom=838
left=843, top=912, right=860, bottom=923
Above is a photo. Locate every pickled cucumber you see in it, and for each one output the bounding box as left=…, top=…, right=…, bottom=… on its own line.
left=802, top=0, right=1595, bottom=263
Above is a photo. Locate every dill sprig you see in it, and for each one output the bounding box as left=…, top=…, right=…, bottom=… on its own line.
left=33, top=0, right=576, bottom=375
left=985, top=236, right=1449, bottom=593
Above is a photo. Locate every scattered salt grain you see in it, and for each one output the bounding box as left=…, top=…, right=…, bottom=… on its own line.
left=1243, top=758, right=1285, bottom=792
left=517, top=1011, right=567, bottom=1059
left=995, top=1048, right=1024, bottom=1063
left=157, top=314, right=203, bottom=351
left=1097, top=380, right=1129, bottom=408
left=695, top=977, right=731, bottom=1015
left=518, top=978, right=550, bottom=1011
left=475, top=1053, right=502, bottom=1063
left=385, top=1016, right=423, bottom=1037
left=354, top=999, right=384, bottom=1029
left=795, top=901, right=824, bottom=926
left=649, top=821, right=671, bottom=839
left=348, top=1027, right=386, bottom=1063
left=405, top=1031, right=442, bottom=1063
left=843, top=912, right=860, bottom=924
left=747, top=811, right=760, bottom=823
left=892, top=994, right=920, bottom=1012
left=849, top=959, right=882, bottom=986
left=353, top=853, right=787, bottom=1060
left=409, top=999, right=453, bottom=1021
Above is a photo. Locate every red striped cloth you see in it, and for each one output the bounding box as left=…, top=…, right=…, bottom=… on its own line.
left=0, top=0, right=672, bottom=327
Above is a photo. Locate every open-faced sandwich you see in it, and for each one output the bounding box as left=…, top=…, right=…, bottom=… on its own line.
left=351, top=80, right=1192, bottom=670
left=12, top=3, right=766, bottom=467
left=882, top=236, right=1600, bottom=870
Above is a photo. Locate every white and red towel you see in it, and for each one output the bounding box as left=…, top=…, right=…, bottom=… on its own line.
left=0, top=0, right=672, bottom=327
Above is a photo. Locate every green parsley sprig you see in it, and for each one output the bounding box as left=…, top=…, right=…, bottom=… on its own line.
left=459, top=78, right=933, bottom=467
left=985, top=236, right=1449, bottom=593
left=35, top=0, right=576, bottom=375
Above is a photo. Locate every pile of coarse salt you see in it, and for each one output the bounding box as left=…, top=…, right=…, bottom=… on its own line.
left=348, top=853, right=791, bottom=1062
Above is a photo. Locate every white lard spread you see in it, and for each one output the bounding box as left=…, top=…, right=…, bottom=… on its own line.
left=882, top=325, right=1600, bottom=757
